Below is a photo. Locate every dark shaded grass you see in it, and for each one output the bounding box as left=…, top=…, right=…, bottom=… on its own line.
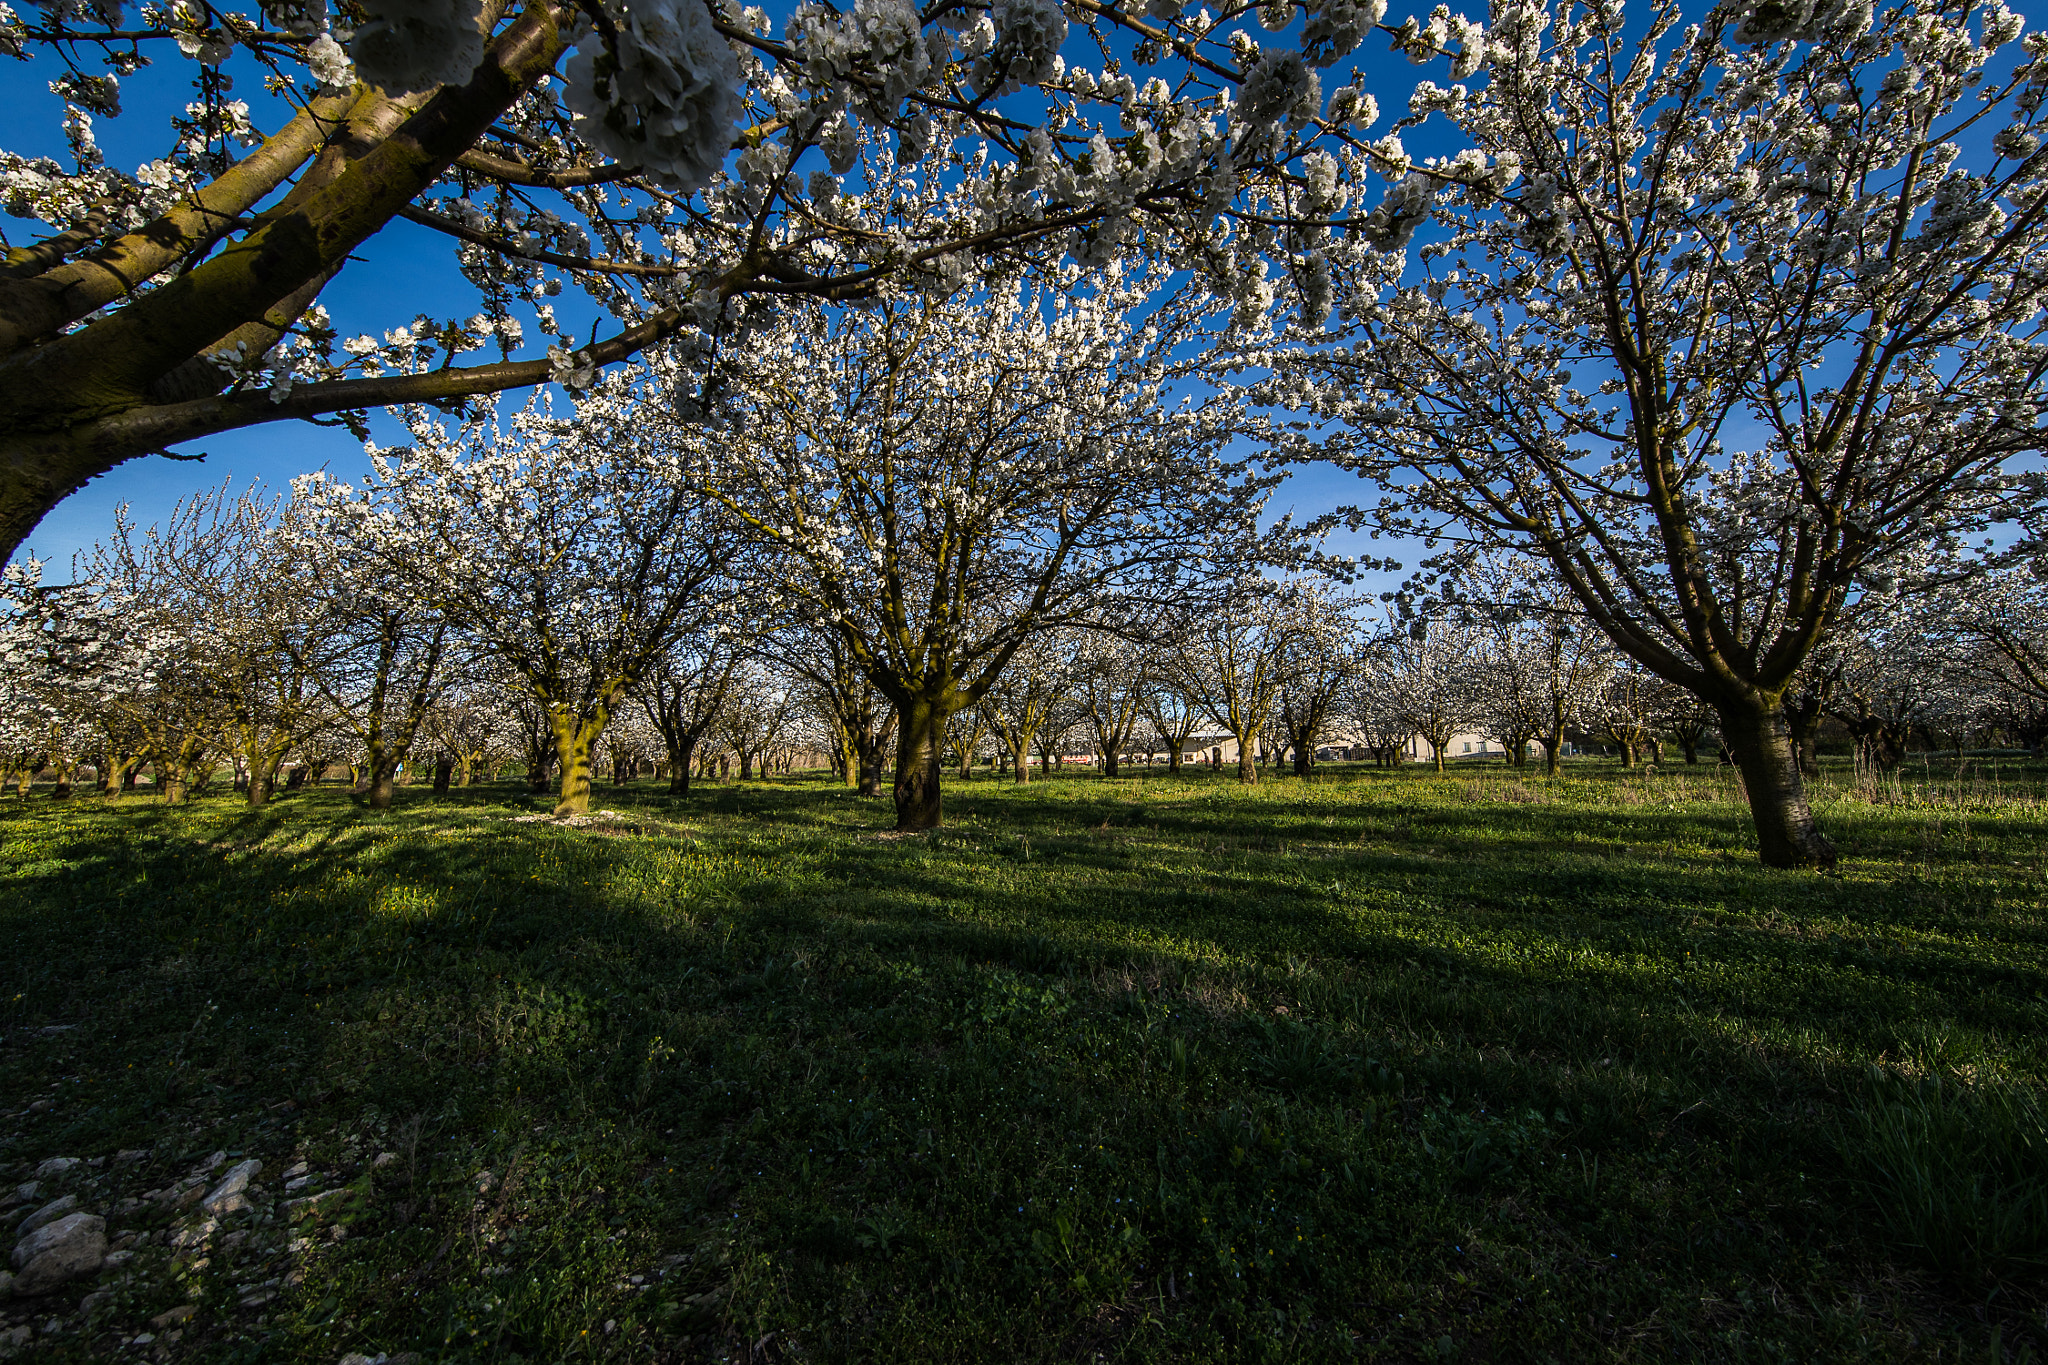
left=0, top=762, right=2044, bottom=1363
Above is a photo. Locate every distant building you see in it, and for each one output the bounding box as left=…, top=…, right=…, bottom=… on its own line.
left=1044, top=725, right=1577, bottom=769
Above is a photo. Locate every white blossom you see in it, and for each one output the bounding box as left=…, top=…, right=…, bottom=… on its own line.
left=1237, top=49, right=1321, bottom=134
left=973, top=0, right=1067, bottom=97
left=350, top=0, right=487, bottom=96
left=565, top=0, right=745, bottom=193
left=1301, top=0, right=1387, bottom=66
left=306, top=32, right=354, bottom=91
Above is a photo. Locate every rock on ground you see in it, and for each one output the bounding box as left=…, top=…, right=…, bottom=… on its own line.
left=9, top=1212, right=106, bottom=1294
left=10, top=1195, right=79, bottom=1241
left=200, top=1159, right=262, bottom=1216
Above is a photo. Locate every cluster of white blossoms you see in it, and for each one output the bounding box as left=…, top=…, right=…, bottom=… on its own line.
left=1356, top=169, right=1437, bottom=250
left=349, top=0, right=485, bottom=97
left=789, top=0, right=931, bottom=111
left=1729, top=0, right=1877, bottom=45
left=0, top=0, right=1512, bottom=474
left=1300, top=0, right=1391, bottom=65
left=342, top=0, right=749, bottom=190
left=564, top=0, right=746, bottom=193
left=1237, top=49, right=1323, bottom=137
left=972, top=0, right=1067, bottom=98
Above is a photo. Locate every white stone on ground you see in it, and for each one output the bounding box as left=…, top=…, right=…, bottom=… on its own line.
left=10, top=1195, right=79, bottom=1240
left=200, top=1159, right=261, bottom=1216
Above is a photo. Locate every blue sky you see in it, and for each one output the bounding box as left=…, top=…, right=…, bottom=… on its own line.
left=3, top=43, right=536, bottom=571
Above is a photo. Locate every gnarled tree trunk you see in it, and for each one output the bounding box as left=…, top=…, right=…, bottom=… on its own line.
left=668, top=737, right=696, bottom=795
left=549, top=704, right=611, bottom=817
left=1008, top=731, right=1035, bottom=784
left=100, top=751, right=142, bottom=798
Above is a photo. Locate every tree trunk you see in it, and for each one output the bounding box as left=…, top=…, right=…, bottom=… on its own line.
left=525, top=726, right=553, bottom=792
left=1236, top=736, right=1258, bottom=786
left=669, top=736, right=696, bottom=794
left=1785, top=693, right=1824, bottom=780
left=857, top=720, right=889, bottom=797
left=433, top=757, right=453, bottom=795
left=835, top=727, right=857, bottom=787
left=551, top=712, right=603, bottom=816
left=1103, top=749, right=1120, bottom=779
left=557, top=750, right=593, bottom=813
left=1716, top=699, right=1837, bottom=870
left=366, top=762, right=397, bottom=810
left=246, top=769, right=272, bottom=807
left=893, top=697, right=946, bottom=830
left=285, top=765, right=307, bottom=790
left=1855, top=720, right=1907, bottom=774
left=1010, top=736, right=1033, bottom=784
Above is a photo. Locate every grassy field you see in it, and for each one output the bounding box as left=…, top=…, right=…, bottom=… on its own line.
left=1, top=760, right=2045, bottom=1363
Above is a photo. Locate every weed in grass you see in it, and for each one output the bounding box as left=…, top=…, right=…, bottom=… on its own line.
left=1844, top=1067, right=2048, bottom=1287
left=1248, top=1017, right=1352, bottom=1092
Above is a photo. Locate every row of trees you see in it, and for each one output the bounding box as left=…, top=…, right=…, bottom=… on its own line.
left=12, top=483, right=2039, bottom=826
left=0, top=487, right=820, bottom=805
left=4, top=0, right=2046, bottom=868
left=6, top=225, right=2047, bottom=863
left=0, top=277, right=1289, bottom=825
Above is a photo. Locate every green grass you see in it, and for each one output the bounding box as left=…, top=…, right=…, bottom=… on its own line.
left=2, top=760, right=2046, bottom=1363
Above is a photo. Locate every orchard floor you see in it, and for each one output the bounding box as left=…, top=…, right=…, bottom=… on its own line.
left=2, top=760, right=2046, bottom=1364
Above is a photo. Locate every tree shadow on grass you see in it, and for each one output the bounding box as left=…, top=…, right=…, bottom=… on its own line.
left=0, top=784, right=2042, bottom=1361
